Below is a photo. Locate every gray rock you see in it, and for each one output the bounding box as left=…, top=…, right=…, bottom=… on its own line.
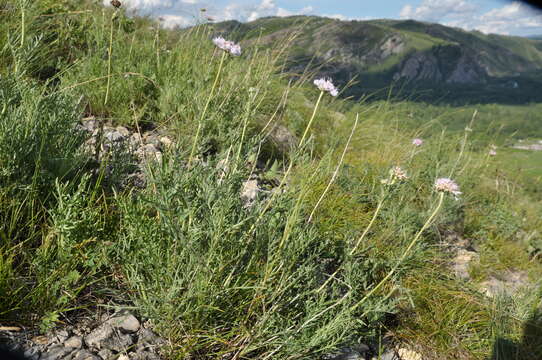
left=107, top=314, right=140, bottom=334
left=136, top=144, right=162, bottom=162
left=116, top=126, right=130, bottom=137
left=240, top=179, right=259, bottom=207
left=23, top=347, right=42, bottom=360
left=55, top=330, right=70, bottom=343
left=138, top=328, right=164, bottom=346
left=130, top=352, right=161, bottom=360
left=372, top=350, right=399, bottom=360
left=41, top=344, right=74, bottom=360
left=324, top=345, right=370, bottom=360
left=72, top=350, right=101, bottom=360
left=97, top=348, right=113, bottom=360
left=105, top=131, right=125, bottom=143
left=480, top=271, right=529, bottom=298
left=451, top=249, right=479, bottom=280
left=65, top=336, right=83, bottom=349
left=100, top=332, right=134, bottom=352
left=130, top=133, right=143, bottom=147
left=84, top=324, right=114, bottom=349
left=81, top=118, right=98, bottom=132
left=143, top=133, right=161, bottom=148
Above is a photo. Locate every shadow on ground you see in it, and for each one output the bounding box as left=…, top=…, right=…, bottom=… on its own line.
left=490, top=310, right=542, bottom=360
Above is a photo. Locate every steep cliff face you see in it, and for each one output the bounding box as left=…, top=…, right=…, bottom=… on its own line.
left=393, top=45, right=487, bottom=84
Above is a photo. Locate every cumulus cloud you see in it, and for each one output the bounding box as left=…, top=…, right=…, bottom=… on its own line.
left=224, top=0, right=313, bottom=22
left=399, top=0, right=477, bottom=22
left=399, top=0, right=542, bottom=35
left=474, top=2, right=542, bottom=34
left=104, top=0, right=316, bottom=28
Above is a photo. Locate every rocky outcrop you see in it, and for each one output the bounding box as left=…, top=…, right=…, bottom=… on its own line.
left=393, top=52, right=443, bottom=82
left=393, top=47, right=487, bottom=84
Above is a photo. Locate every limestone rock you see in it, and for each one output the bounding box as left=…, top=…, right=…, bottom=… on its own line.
left=41, top=344, right=74, bottom=360
left=107, top=313, right=140, bottom=334
left=451, top=249, right=479, bottom=280
left=240, top=179, right=259, bottom=207
left=72, top=350, right=101, bottom=360
left=84, top=324, right=114, bottom=349
left=65, top=336, right=83, bottom=349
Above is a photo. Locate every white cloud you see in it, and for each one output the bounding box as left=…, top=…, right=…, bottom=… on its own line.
left=259, top=0, right=275, bottom=10
left=400, top=0, right=542, bottom=35
left=221, top=0, right=313, bottom=22
left=160, top=14, right=192, bottom=28
left=399, top=0, right=477, bottom=23
left=324, top=14, right=348, bottom=21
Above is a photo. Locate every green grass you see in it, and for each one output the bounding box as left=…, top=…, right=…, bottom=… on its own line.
left=1, top=1, right=542, bottom=359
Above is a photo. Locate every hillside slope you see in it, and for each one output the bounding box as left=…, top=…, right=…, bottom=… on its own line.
left=215, top=16, right=542, bottom=103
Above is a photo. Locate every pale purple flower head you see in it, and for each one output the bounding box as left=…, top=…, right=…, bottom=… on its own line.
left=435, top=178, right=462, bottom=199
left=229, top=43, right=242, bottom=56
left=489, top=149, right=497, bottom=156
left=382, top=166, right=409, bottom=185
left=314, top=78, right=339, bottom=96
left=213, top=36, right=229, bottom=51
left=412, top=138, right=423, bottom=147
left=391, top=166, right=408, bottom=181
left=212, top=36, right=241, bottom=56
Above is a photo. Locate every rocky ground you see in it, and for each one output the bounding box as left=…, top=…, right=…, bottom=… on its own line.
left=0, top=311, right=165, bottom=360
left=445, top=230, right=531, bottom=298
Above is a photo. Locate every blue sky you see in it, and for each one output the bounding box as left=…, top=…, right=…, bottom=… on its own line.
left=111, top=0, right=542, bottom=36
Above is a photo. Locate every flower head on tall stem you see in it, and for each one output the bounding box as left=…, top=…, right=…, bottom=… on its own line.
left=435, top=178, right=461, bottom=199
left=381, top=166, right=409, bottom=185
left=313, top=78, right=339, bottom=97
left=213, top=36, right=242, bottom=56
left=412, top=138, right=423, bottom=147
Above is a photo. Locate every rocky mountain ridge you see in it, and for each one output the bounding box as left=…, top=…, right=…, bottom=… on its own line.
left=213, top=16, right=542, bottom=103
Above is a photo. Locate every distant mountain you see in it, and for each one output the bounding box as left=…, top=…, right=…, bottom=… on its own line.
left=527, top=35, right=542, bottom=40
left=213, top=16, right=542, bottom=104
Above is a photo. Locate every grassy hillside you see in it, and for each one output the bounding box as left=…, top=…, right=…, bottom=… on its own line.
left=1, top=1, right=542, bottom=359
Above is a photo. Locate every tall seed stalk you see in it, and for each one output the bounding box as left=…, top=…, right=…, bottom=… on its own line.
left=104, top=9, right=118, bottom=106
left=188, top=50, right=227, bottom=167
left=350, top=192, right=446, bottom=312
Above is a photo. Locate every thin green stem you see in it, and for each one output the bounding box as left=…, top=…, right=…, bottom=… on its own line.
left=309, top=113, right=358, bottom=223
left=450, top=109, right=477, bottom=178
left=104, top=11, right=116, bottom=106
left=350, top=196, right=385, bottom=256
left=20, top=4, right=25, bottom=48
left=350, top=192, right=445, bottom=312
left=235, top=93, right=256, bottom=167
left=299, top=91, right=324, bottom=147
left=245, top=92, right=325, bottom=237
left=188, top=50, right=227, bottom=167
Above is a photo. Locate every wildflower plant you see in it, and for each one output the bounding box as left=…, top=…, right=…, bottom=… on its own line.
left=412, top=138, right=423, bottom=146
left=435, top=177, right=462, bottom=200
left=381, top=166, right=409, bottom=186
left=350, top=177, right=462, bottom=313
left=212, top=36, right=242, bottom=56
left=188, top=37, right=242, bottom=166
left=299, top=77, right=339, bottom=146
left=313, top=78, right=339, bottom=97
